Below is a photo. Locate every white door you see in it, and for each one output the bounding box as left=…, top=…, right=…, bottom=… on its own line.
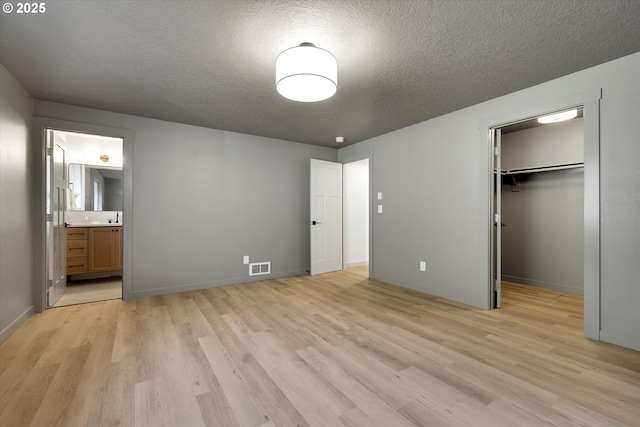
left=49, top=131, right=68, bottom=306
left=493, top=129, right=502, bottom=308
left=310, top=159, right=343, bottom=275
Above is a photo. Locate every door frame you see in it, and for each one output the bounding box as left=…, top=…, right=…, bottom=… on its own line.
left=483, top=89, right=601, bottom=340
left=339, top=151, right=374, bottom=279
left=32, top=117, right=134, bottom=312
left=491, top=128, right=502, bottom=309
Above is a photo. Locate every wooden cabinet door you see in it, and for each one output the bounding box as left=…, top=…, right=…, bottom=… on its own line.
left=89, top=227, right=116, bottom=272
left=88, top=227, right=123, bottom=273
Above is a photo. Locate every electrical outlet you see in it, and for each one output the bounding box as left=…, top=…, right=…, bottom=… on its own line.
left=419, top=261, right=426, bottom=271
left=378, top=205, right=383, bottom=213
left=243, top=256, right=249, bottom=265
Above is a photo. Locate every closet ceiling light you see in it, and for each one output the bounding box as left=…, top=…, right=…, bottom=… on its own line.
left=538, top=109, right=578, bottom=124
left=276, top=42, right=337, bottom=102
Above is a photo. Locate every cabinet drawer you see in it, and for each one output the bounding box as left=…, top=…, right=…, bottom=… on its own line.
left=67, top=256, right=88, bottom=275
left=67, top=239, right=87, bottom=257
left=66, top=228, right=88, bottom=240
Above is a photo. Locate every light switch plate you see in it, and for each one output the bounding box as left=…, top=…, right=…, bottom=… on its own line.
left=420, top=261, right=426, bottom=271
left=377, top=205, right=383, bottom=213
left=243, top=256, right=249, bottom=265
left=377, top=192, right=383, bottom=200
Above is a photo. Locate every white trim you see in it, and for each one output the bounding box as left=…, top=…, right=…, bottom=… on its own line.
left=346, top=261, right=369, bottom=268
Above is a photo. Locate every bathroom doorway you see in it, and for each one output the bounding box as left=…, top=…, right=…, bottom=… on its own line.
left=46, top=129, right=124, bottom=307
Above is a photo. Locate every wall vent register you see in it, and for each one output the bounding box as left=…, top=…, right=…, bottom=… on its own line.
left=249, top=262, right=271, bottom=276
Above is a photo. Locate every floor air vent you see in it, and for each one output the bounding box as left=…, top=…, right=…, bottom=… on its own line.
left=249, top=262, right=271, bottom=276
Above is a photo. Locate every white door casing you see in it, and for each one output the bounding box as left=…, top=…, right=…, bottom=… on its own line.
left=310, top=159, right=343, bottom=275
left=493, top=129, right=502, bottom=308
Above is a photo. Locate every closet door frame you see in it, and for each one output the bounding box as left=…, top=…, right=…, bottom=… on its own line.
left=483, top=89, right=601, bottom=341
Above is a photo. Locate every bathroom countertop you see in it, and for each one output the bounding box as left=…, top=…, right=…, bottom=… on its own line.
left=66, top=223, right=122, bottom=228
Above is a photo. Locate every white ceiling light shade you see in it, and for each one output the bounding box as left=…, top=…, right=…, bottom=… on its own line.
left=276, top=43, right=337, bottom=102
left=538, top=109, right=578, bottom=124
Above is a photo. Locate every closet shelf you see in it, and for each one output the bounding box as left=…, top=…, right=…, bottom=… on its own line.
left=500, top=161, right=584, bottom=176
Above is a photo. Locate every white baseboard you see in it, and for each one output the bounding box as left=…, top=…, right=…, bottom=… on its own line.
left=346, top=261, right=369, bottom=268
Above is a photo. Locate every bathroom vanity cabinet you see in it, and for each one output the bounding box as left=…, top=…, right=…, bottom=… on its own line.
left=66, top=227, right=89, bottom=274
left=89, top=226, right=122, bottom=272
left=66, top=225, right=122, bottom=276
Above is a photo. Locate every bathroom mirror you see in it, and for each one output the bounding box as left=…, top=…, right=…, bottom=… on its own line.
left=68, top=163, right=123, bottom=211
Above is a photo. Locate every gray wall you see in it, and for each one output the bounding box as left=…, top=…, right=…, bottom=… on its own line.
left=2, top=54, right=638, bottom=351
left=501, top=169, right=584, bottom=294
left=0, top=64, right=34, bottom=343
left=501, top=120, right=584, bottom=294
left=339, top=52, right=640, bottom=351
left=32, top=101, right=337, bottom=299
left=501, top=118, right=584, bottom=170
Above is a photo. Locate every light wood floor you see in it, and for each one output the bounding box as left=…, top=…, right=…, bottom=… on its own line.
left=1, top=272, right=639, bottom=427
left=53, top=277, right=122, bottom=307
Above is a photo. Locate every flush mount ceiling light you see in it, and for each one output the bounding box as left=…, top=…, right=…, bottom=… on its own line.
left=538, top=109, right=578, bottom=124
left=276, top=42, right=337, bottom=102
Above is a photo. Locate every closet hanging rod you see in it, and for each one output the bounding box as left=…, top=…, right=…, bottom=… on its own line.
left=501, top=162, right=584, bottom=176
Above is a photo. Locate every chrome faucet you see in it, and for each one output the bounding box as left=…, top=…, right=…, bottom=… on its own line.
left=116, top=211, right=120, bottom=223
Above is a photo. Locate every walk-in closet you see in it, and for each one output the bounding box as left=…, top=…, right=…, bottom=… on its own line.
left=500, top=110, right=584, bottom=295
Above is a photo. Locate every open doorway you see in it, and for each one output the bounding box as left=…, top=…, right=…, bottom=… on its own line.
left=46, top=130, right=124, bottom=307
left=309, top=156, right=372, bottom=278
left=344, top=159, right=370, bottom=278
left=501, top=111, right=584, bottom=293
left=491, top=107, right=584, bottom=310
left=484, top=90, right=601, bottom=340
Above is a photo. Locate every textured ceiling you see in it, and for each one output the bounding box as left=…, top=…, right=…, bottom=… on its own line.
left=1, top=1, right=639, bottom=147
